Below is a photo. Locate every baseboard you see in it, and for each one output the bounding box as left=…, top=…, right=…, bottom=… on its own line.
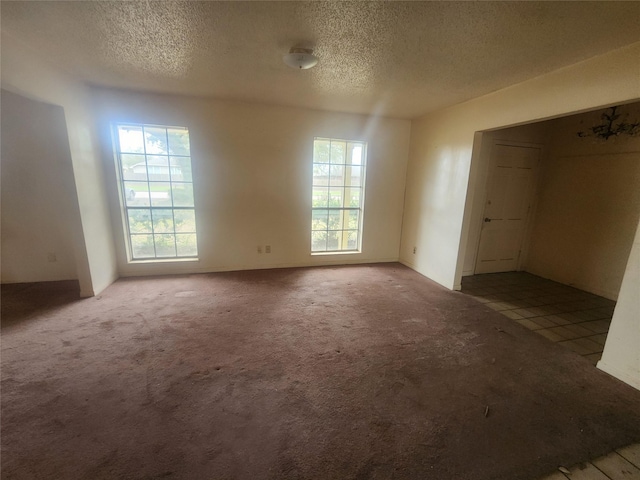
left=523, top=269, right=618, bottom=301
left=118, top=257, right=401, bottom=278
left=398, top=259, right=457, bottom=291
left=398, top=258, right=417, bottom=270
left=86, top=271, right=120, bottom=297
left=597, top=360, right=640, bottom=391
left=80, top=287, right=95, bottom=298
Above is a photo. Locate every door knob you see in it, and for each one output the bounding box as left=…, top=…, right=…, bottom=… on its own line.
left=484, top=217, right=492, bottom=223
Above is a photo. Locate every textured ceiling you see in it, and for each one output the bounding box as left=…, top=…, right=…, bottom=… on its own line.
left=2, top=1, right=639, bottom=119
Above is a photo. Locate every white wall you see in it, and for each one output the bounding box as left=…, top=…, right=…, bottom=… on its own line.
left=526, top=104, right=640, bottom=300
left=1, top=90, right=80, bottom=283
left=91, top=88, right=411, bottom=276
left=1, top=32, right=118, bottom=296
left=598, top=219, right=640, bottom=390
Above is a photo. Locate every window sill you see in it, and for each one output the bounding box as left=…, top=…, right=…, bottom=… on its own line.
left=311, top=250, right=361, bottom=256
left=128, top=257, right=200, bottom=265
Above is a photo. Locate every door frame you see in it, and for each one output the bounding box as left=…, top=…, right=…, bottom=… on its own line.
left=469, top=138, right=544, bottom=275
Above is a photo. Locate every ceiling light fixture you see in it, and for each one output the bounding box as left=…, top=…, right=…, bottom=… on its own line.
left=577, top=105, right=640, bottom=141
left=283, top=47, right=318, bottom=70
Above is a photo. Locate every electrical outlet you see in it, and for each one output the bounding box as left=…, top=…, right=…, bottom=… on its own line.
left=413, top=246, right=417, bottom=254
left=47, top=252, right=57, bottom=262
left=257, top=246, right=262, bottom=254
left=265, top=245, right=271, bottom=254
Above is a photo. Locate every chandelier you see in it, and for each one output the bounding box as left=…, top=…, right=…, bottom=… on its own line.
left=577, top=106, right=640, bottom=141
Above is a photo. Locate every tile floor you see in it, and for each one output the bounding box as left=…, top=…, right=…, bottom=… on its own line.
left=461, top=272, right=615, bottom=365
left=461, top=273, right=637, bottom=480
left=536, top=443, right=640, bottom=480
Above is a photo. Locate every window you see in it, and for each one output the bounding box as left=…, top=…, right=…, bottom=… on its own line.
left=113, top=123, right=198, bottom=260
left=311, top=137, right=367, bottom=253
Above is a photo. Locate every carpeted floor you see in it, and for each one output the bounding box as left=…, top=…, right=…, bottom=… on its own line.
left=2, top=263, right=639, bottom=480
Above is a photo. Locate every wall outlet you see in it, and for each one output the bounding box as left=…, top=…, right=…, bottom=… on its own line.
left=413, top=246, right=417, bottom=254
left=47, top=252, right=57, bottom=262
left=265, top=245, right=271, bottom=254
left=257, top=246, right=262, bottom=254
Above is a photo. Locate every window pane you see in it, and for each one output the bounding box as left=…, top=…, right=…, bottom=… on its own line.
left=121, top=154, right=146, bottom=181
left=170, top=156, right=192, bottom=182
left=327, top=231, right=340, bottom=250
left=347, top=230, right=359, bottom=250
left=311, top=231, right=327, bottom=252
left=172, top=183, right=194, bottom=207
left=144, top=127, right=168, bottom=154
left=345, top=165, right=362, bottom=187
left=147, top=155, right=170, bottom=181
left=311, top=137, right=366, bottom=254
left=116, top=123, right=197, bottom=261
left=347, top=209, right=359, bottom=229
left=313, top=139, right=330, bottom=164
left=312, top=209, right=328, bottom=231
left=312, top=163, right=329, bottom=185
left=167, top=128, right=190, bottom=156
left=348, top=188, right=361, bottom=208
left=128, top=209, right=152, bottom=234
left=329, top=188, right=344, bottom=207
left=152, top=209, right=174, bottom=233
left=131, top=234, right=155, bottom=258
left=330, top=141, right=346, bottom=164
left=154, top=234, right=176, bottom=257
left=174, top=210, right=196, bottom=233
left=329, top=165, right=344, bottom=187
left=118, top=126, right=144, bottom=153
left=312, top=187, right=329, bottom=208
left=176, top=234, right=197, bottom=256
left=124, top=181, right=150, bottom=206
left=347, top=143, right=364, bottom=165
left=328, top=210, right=342, bottom=230
left=149, top=182, right=172, bottom=207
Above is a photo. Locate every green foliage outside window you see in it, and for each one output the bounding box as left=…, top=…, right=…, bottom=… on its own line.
left=116, top=124, right=198, bottom=260
left=311, top=137, right=366, bottom=253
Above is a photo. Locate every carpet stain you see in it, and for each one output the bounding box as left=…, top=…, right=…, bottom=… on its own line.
left=174, top=291, right=198, bottom=297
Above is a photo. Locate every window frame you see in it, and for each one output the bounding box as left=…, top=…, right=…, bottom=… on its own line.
left=112, top=122, right=198, bottom=262
left=311, top=137, right=367, bottom=254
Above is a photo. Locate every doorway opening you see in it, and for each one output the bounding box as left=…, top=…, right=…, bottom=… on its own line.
left=461, top=102, right=640, bottom=363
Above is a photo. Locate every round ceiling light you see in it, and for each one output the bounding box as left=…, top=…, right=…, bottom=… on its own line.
left=283, top=47, right=318, bottom=70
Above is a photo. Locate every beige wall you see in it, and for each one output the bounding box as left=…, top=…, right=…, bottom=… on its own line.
left=526, top=104, right=640, bottom=300
left=1, top=32, right=118, bottom=296
left=91, top=88, right=411, bottom=276
left=1, top=90, right=81, bottom=283
left=401, top=42, right=640, bottom=290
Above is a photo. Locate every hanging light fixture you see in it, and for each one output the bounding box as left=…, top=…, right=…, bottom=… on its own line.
left=577, top=106, right=640, bottom=140
left=283, top=47, right=318, bottom=70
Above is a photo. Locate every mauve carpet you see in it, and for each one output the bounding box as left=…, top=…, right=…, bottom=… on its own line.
left=2, top=263, right=639, bottom=480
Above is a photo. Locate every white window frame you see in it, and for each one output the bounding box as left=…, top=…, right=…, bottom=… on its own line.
left=311, top=137, right=367, bottom=254
left=112, top=123, right=198, bottom=261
